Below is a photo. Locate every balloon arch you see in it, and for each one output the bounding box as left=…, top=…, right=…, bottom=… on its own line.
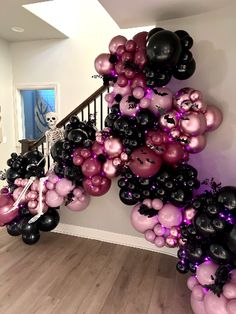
left=1, top=28, right=236, bottom=314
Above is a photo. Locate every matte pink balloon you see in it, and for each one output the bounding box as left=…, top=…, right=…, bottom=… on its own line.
left=94, top=53, right=113, bottom=75
left=13, top=187, right=27, bottom=204
left=180, top=112, right=207, bottom=136
left=131, top=203, right=159, bottom=233
left=140, top=98, right=151, bottom=109
left=142, top=199, right=152, bottom=208
left=47, top=173, right=59, bottom=184
left=223, top=282, right=236, bottom=299
left=73, top=188, right=83, bottom=198
left=113, top=83, right=131, bottom=97
left=82, top=158, right=102, bottom=177
left=150, top=87, right=173, bottom=115
left=190, top=294, right=206, bottom=314
left=67, top=194, right=90, bottom=212
left=14, top=178, right=22, bottom=186
left=103, top=159, right=117, bottom=179
left=83, top=176, right=111, bottom=196
left=133, top=87, right=145, bottom=100
left=92, top=142, right=104, bottom=156
left=55, top=178, right=75, bottom=197
left=109, top=35, right=127, bottom=54
left=153, top=224, right=165, bottom=236
left=186, top=135, right=207, bottom=153
left=133, top=31, right=148, bottom=48
left=26, top=191, right=38, bottom=201
left=0, top=194, right=18, bottom=224
left=105, top=92, right=115, bottom=103
left=104, top=138, right=123, bottom=158
left=154, top=236, right=165, bottom=248
left=28, top=200, right=38, bottom=209
left=196, top=261, right=218, bottom=286
left=192, top=285, right=205, bottom=301
left=204, top=291, right=228, bottom=314
left=152, top=199, right=164, bottom=211
left=187, top=276, right=199, bottom=291
left=45, top=181, right=55, bottom=190
left=205, top=105, right=223, bottom=132
left=120, top=94, right=139, bottom=116
left=162, top=143, right=185, bottom=165
left=45, top=190, right=64, bottom=207
left=129, top=146, right=162, bottom=178
left=31, top=180, right=39, bottom=191
left=145, top=230, right=156, bottom=243
left=158, top=203, right=182, bottom=228
left=29, top=202, right=48, bottom=215
left=227, top=300, right=236, bottom=314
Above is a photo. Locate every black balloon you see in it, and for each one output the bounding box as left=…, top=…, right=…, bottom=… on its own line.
left=146, top=30, right=182, bottom=67
left=6, top=220, right=21, bottom=236
left=195, top=214, right=216, bottom=237
left=20, top=218, right=39, bottom=235
left=38, top=210, right=60, bottom=232
left=226, top=225, right=236, bottom=255
left=217, top=186, right=236, bottom=210
left=147, top=27, right=164, bottom=40
left=23, top=150, right=45, bottom=168
left=173, top=58, right=196, bottom=80
left=6, top=168, right=22, bottom=184
left=209, top=243, right=231, bottom=265
left=51, top=140, right=65, bottom=162
left=119, top=189, right=137, bottom=206
left=22, top=232, right=40, bottom=245
left=176, top=261, right=189, bottom=274
left=67, top=129, right=88, bottom=145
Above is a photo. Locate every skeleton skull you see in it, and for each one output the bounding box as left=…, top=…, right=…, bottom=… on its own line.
left=46, top=112, right=58, bottom=130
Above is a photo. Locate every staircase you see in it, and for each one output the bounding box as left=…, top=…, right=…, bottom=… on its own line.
left=19, top=84, right=110, bottom=165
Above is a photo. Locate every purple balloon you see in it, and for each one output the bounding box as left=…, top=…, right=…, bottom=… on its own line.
left=94, top=53, right=114, bottom=75
left=120, top=94, right=139, bottom=116
left=0, top=194, right=18, bottom=225
left=82, top=157, right=102, bottom=177
left=55, top=178, right=75, bottom=197
left=196, top=261, right=218, bottom=286
left=131, top=203, right=159, bottom=233
left=109, top=35, right=127, bottom=54
left=158, top=203, right=182, bottom=228
left=149, top=87, right=173, bottom=115
left=45, top=190, right=64, bottom=207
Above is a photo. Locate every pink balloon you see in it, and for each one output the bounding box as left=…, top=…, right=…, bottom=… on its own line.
left=13, top=187, right=27, bottom=204
left=0, top=194, right=18, bottom=224
left=134, top=49, right=147, bottom=68
left=158, top=203, right=182, bottom=228
left=45, top=181, right=55, bottom=190
left=129, top=146, right=162, bottom=178
left=73, top=188, right=83, bottom=198
left=186, top=135, right=207, bottom=153
left=113, top=83, right=131, bottom=97
left=153, top=224, right=165, bottom=236
left=125, top=40, right=137, bottom=52
left=47, top=173, right=59, bottom=184
left=31, top=180, right=39, bottom=191
left=83, top=176, right=111, bottom=196
left=105, top=92, right=115, bottom=103
left=180, top=112, right=207, bottom=136
left=184, top=207, right=197, bottom=221
left=165, top=236, right=177, bottom=248
left=152, top=199, right=163, bottom=210
left=122, top=52, right=134, bottom=63
left=45, top=190, right=64, bottom=207
left=204, top=291, right=228, bottom=314
left=103, top=159, right=117, bottom=179
left=133, top=87, right=145, bottom=100
left=67, top=194, right=90, bottom=212
left=82, top=158, right=102, bottom=177
left=104, top=137, right=123, bottom=158
left=14, top=178, right=22, bottom=186
left=190, top=294, right=207, bottom=314
left=131, top=203, right=159, bottom=233
left=149, top=87, right=173, bottom=115
left=94, top=53, right=113, bottom=75
left=91, top=175, right=102, bottom=187
left=192, top=100, right=207, bottom=113
left=187, top=276, right=199, bottom=291
left=227, top=300, right=236, bottom=314
left=205, top=105, right=223, bottom=132
left=116, top=45, right=126, bottom=57
left=26, top=191, right=38, bottom=201
left=142, top=199, right=152, bottom=208
left=192, top=285, right=205, bottom=301
left=114, top=61, right=125, bottom=74
left=196, top=261, right=218, bottom=286
left=29, top=202, right=48, bottom=215
left=140, top=98, right=151, bottom=109
left=28, top=200, right=38, bottom=209
left=174, top=87, right=194, bottom=112
left=223, top=282, right=236, bottom=299
left=130, top=73, right=146, bottom=89
left=162, top=143, right=185, bottom=165
left=73, top=155, right=84, bottom=166
left=109, top=35, right=127, bottom=54
left=120, top=94, right=139, bottom=116
left=80, top=149, right=91, bottom=159
left=159, top=111, right=178, bottom=130
left=55, top=178, right=75, bottom=197
left=145, top=230, right=156, bottom=243
left=92, top=142, right=104, bottom=156
left=154, top=236, right=165, bottom=248
left=133, top=31, right=148, bottom=48
left=117, top=74, right=128, bottom=87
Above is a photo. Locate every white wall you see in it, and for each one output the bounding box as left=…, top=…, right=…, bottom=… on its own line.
left=0, top=38, right=14, bottom=187
left=9, top=2, right=236, bottom=239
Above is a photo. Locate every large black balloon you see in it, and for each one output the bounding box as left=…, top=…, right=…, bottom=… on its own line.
left=226, top=225, right=236, bottom=255
left=209, top=244, right=231, bottom=265
left=173, top=58, right=196, bottom=80
left=195, top=214, right=216, bottom=237
left=6, top=168, right=22, bottom=184
left=146, top=30, right=182, bottom=67
left=67, top=129, right=88, bottom=145
left=38, top=210, right=60, bottom=232
left=136, top=109, right=156, bottom=129
left=20, top=218, right=39, bottom=235
left=217, top=186, right=236, bottom=210
left=113, top=116, right=133, bottom=134
left=6, top=220, right=21, bottom=236
left=22, top=232, right=40, bottom=245
left=51, top=140, right=65, bottom=162
left=23, top=150, right=46, bottom=168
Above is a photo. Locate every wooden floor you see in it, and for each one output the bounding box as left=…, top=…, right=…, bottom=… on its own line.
left=0, top=229, right=192, bottom=314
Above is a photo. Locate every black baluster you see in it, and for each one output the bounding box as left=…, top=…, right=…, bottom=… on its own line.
left=41, top=143, right=44, bottom=155
left=100, top=93, right=103, bottom=130
left=88, top=102, right=90, bottom=121
left=94, top=99, right=97, bottom=127
left=81, top=109, right=84, bottom=121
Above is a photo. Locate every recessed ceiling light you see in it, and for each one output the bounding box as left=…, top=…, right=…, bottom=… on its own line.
left=11, top=26, right=25, bottom=33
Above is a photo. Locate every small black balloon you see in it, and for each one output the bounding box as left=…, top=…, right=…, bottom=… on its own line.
left=176, top=261, right=189, bottom=274
left=119, top=189, right=137, bottom=206
left=136, top=109, right=155, bottom=129
left=217, top=186, right=236, bottom=210
left=175, top=30, right=189, bottom=39
left=6, top=168, right=22, bottom=184
left=6, top=220, right=21, bottom=236
left=38, top=210, right=60, bottom=232
left=195, top=214, right=216, bottom=237
left=23, top=150, right=45, bottom=168
left=173, top=58, right=196, bottom=80
left=20, top=218, right=39, bottom=235
left=83, top=139, right=93, bottom=148
left=22, top=232, right=40, bottom=245
left=226, top=225, right=236, bottom=255
left=181, top=35, right=194, bottom=50
left=67, top=129, right=88, bottom=145
left=187, top=247, right=204, bottom=263
left=209, top=243, right=231, bottom=265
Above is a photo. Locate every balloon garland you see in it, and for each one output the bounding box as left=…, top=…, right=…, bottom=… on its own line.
left=0, top=28, right=235, bottom=314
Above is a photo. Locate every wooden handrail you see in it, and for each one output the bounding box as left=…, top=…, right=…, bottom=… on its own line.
left=28, top=84, right=108, bottom=151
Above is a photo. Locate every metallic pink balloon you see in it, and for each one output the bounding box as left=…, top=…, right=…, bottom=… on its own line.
left=103, top=159, right=117, bottom=179
left=180, top=112, right=207, bottom=136
left=184, top=207, right=196, bottom=221
left=114, top=61, right=125, bottom=74
left=130, top=73, right=146, bottom=89
left=92, top=142, right=104, bottom=156
left=187, top=135, right=207, bottom=153
left=73, top=188, right=83, bottom=198
left=196, top=261, right=218, bottom=286
left=162, top=143, right=185, bottom=165
left=80, top=148, right=91, bottom=159
left=26, top=191, right=38, bottom=201
left=13, top=187, right=27, bottom=204
left=190, top=90, right=202, bottom=102
left=104, top=137, right=123, bottom=158
left=132, top=31, right=148, bottom=48
left=191, top=100, right=207, bottom=113
left=204, top=291, right=228, bottom=314
left=122, top=52, right=134, bottom=63
left=45, top=181, right=55, bottom=190
left=45, top=190, right=64, bottom=207
left=55, top=178, right=75, bottom=197
left=158, top=203, right=182, bottom=228
left=31, top=180, right=39, bottom=191
left=109, top=35, right=127, bottom=54
left=145, top=230, right=156, bottom=243
left=0, top=194, right=18, bottom=224
left=205, top=105, right=223, bottom=132
left=82, top=158, right=102, bottom=177
left=14, top=178, right=22, bottom=186
left=83, top=176, right=111, bottom=196
left=120, top=94, right=139, bottom=116
left=94, top=53, right=113, bottom=75
left=140, top=97, right=151, bottom=109
left=134, top=49, right=147, bottom=68
left=67, top=194, right=90, bottom=212
left=117, top=74, right=128, bottom=87
left=165, top=236, right=177, bottom=248
left=131, top=203, right=159, bottom=233
left=187, top=276, right=199, bottom=291
left=28, top=200, right=38, bottom=209
left=150, top=87, right=173, bottom=115
left=174, top=87, right=194, bottom=112
left=116, top=45, right=126, bottom=57
left=159, top=111, right=178, bottom=130
left=129, top=146, right=162, bottom=178
left=154, top=236, right=165, bottom=248
left=125, top=40, right=137, bottom=52
left=105, top=92, right=115, bottom=103
left=21, top=179, right=29, bottom=187
left=73, top=155, right=84, bottom=166
left=170, top=226, right=179, bottom=238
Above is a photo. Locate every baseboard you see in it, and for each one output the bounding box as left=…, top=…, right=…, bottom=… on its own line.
left=52, top=223, right=178, bottom=257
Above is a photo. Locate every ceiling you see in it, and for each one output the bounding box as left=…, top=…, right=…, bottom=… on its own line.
left=98, top=0, right=235, bottom=28
left=0, top=0, right=67, bottom=42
